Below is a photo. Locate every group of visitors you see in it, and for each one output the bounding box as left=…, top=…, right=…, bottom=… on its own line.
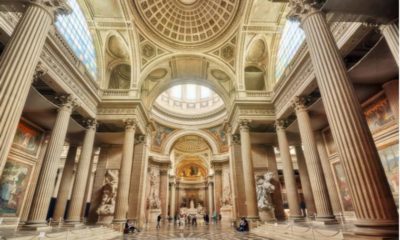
left=124, top=220, right=140, bottom=234
left=236, top=217, right=249, bottom=232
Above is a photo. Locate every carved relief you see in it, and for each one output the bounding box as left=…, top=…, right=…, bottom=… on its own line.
left=147, top=167, right=161, bottom=209
left=96, top=170, right=118, bottom=217
left=256, top=172, right=275, bottom=210
left=221, top=169, right=232, bottom=206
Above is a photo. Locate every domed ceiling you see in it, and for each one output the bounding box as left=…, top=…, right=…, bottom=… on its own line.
left=131, top=0, right=244, bottom=48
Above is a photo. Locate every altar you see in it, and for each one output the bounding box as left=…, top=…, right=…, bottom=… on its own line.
left=179, top=200, right=205, bottom=224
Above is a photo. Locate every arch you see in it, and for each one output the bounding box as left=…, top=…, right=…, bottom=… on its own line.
left=163, top=130, right=219, bottom=155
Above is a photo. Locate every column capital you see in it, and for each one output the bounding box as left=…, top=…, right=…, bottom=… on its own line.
left=123, top=119, right=136, bottom=130
left=32, top=62, right=48, bottom=83
left=56, top=94, right=80, bottom=112
left=83, top=118, right=97, bottom=130
left=135, top=134, right=146, bottom=144
left=274, top=120, right=288, bottom=131
left=239, top=119, right=251, bottom=132
left=292, top=96, right=307, bottom=112
left=232, top=134, right=241, bottom=144
left=27, top=0, right=72, bottom=20
left=287, top=0, right=321, bottom=22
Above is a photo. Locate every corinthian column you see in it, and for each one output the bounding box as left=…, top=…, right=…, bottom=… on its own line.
left=65, top=120, right=97, bottom=225
left=239, top=120, right=259, bottom=220
left=170, top=180, right=176, bottom=217
left=315, top=132, right=342, bottom=216
left=114, top=119, right=136, bottom=223
left=275, top=120, right=303, bottom=221
left=380, top=22, right=399, bottom=66
left=25, top=95, right=78, bottom=228
left=265, top=146, right=285, bottom=221
left=289, top=1, right=398, bottom=236
left=294, top=146, right=316, bottom=217
left=0, top=0, right=71, bottom=177
left=53, top=145, right=78, bottom=222
left=293, top=97, right=336, bottom=223
left=159, top=167, right=169, bottom=219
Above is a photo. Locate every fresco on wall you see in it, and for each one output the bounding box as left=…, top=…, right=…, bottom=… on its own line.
left=151, top=124, right=174, bottom=152
left=332, top=162, right=354, bottom=212
left=364, top=95, right=395, bottom=133
left=12, top=121, right=44, bottom=157
left=204, top=126, right=228, bottom=153
left=0, top=160, right=31, bottom=216
left=378, top=143, right=399, bottom=203
left=177, top=162, right=207, bottom=180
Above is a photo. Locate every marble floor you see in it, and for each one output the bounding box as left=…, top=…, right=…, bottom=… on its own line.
left=113, top=223, right=272, bottom=240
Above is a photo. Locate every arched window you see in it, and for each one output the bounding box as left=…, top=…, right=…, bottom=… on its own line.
left=275, top=20, right=305, bottom=80
left=55, top=0, right=97, bottom=79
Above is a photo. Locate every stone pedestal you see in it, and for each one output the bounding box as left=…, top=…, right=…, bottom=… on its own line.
left=148, top=209, right=162, bottom=223
left=220, top=205, right=233, bottom=223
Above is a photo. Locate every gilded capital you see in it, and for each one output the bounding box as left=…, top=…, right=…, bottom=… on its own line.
left=287, top=0, right=320, bottom=22
left=56, top=94, right=79, bottom=111
left=292, top=96, right=307, bottom=112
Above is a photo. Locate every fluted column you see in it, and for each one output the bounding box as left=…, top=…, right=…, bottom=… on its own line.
left=214, top=167, right=223, bottom=214
left=53, top=145, right=78, bottom=222
left=294, top=97, right=336, bottom=223
left=380, top=22, right=399, bottom=66
left=170, top=180, right=176, bottom=217
left=289, top=1, right=398, bottom=236
left=275, top=120, right=303, bottom=221
left=25, top=95, right=78, bottom=227
left=294, top=146, right=316, bottom=217
left=239, top=120, right=259, bottom=220
left=265, top=146, right=285, bottom=221
left=226, top=127, right=238, bottom=219
left=65, top=120, right=97, bottom=224
left=382, top=80, right=399, bottom=123
left=315, top=132, right=342, bottom=216
left=114, top=119, right=136, bottom=222
left=208, top=180, right=214, bottom=216
left=0, top=0, right=70, bottom=177
left=159, top=167, right=169, bottom=219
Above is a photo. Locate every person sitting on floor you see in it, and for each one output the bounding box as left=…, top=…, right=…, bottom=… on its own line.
left=237, top=217, right=249, bottom=232
left=124, top=220, right=138, bottom=234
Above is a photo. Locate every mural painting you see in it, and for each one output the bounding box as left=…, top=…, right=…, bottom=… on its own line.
left=332, top=162, right=354, bottom=212
left=151, top=124, right=174, bottom=152
left=12, top=121, right=44, bottom=157
left=364, top=94, right=395, bottom=133
left=378, top=143, right=399, bottom=203
left=0, top=160, right=32, bottom=216
left=204, top=126, right=228, bottom=153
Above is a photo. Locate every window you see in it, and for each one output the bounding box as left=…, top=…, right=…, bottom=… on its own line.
left=55, top=0, right=97, bottom=79
left=275, top=20, right=305, bottom=80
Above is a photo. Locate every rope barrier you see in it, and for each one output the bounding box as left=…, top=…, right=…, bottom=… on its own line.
left=263, top=221, right=343, bottom=239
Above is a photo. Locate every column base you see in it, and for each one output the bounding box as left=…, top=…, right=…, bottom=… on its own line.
left=289, top=215, right=305, bottom=222
left=344, top=232, right=398, bottom=240
left=63, top=221, right=83, bottom=228
left=112, top=219, right=127, bottom=224
left=313, top=216, right=338, bottom=225
left=353, top=220, right=399, bottom=238
left=22, top=223, right=52, bottom=231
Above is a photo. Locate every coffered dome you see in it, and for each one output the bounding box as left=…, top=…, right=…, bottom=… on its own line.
left=131, top=0, right=243, bottom=48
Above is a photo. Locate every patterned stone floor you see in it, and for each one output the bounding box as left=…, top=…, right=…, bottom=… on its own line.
left=113, top=224, right=272, bottom=240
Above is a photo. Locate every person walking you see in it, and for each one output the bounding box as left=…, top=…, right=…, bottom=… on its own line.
left=156, top=214, right=162, bottom=229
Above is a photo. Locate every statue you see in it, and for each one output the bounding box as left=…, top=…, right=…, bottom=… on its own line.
left=148, top=168, right=161, bottom=209
left=256, top=171, right=275, bottom=210
left=97, top=170, right=118, bottom=216
left=221, top=171, right=232, bottom=206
